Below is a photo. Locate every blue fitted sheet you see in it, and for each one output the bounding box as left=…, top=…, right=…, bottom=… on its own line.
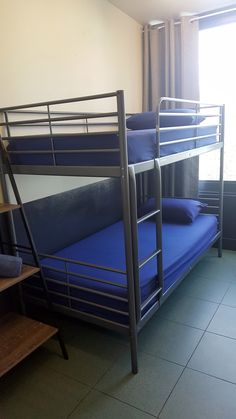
left=30, top=214, right=217, bottom=324
left=8, top=125, right=217, bottom=166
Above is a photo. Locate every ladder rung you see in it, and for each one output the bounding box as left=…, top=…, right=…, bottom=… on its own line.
left=141, top=287, right=162, bottom=312
left=137, top=209, right=160, bottom=224
left=139, top=249, right=161, bottom=269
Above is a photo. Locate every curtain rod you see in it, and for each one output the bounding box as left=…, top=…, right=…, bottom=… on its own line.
left=190, top=6, right=236, bottom=22
left=147, top=5, right=236, bottom=30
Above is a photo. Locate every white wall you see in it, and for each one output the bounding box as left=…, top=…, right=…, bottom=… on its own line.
left=1, top=0, right=142, bottom=202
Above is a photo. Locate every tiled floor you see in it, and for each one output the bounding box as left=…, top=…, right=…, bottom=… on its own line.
left=1, top=249, right=236, bottom=419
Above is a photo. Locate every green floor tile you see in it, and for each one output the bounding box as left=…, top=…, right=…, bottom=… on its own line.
left=191, top=257, right=236, bottom=282
left=159, top=294, right=218, bottom=330
left=188, top=332, right=236, bottom=383
left=95, top=350, right=183, bottom=416
left=43, top=326, right=126, bottom=386
left=69, top=390, right=155, bottom=419
left=221, top=284, right=236, bottom=307
left=176, top=274, right=230, bottom=303
left=0, top=356, right=89, bottom=419
left=160, top=368, right=236, bottom=419
left=207, top=305, right=236, bottom=338
left=139, top=316, right=203, bottom=365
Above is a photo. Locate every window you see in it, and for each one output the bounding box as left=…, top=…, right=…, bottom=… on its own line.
left=199, top=22, right=236, bottom=181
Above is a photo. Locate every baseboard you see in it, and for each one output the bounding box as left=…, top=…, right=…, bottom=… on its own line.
left=223, top=238, right=236, bottom=251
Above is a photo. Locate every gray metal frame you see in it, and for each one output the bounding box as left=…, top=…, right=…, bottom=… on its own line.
left=0, top=91, right=225, bottom=374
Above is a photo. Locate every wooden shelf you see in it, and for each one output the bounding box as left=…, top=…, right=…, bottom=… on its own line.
left=0, top=265, right=40, bottom=292
left=0, top=203, right=21, bottom=214
left=0, top=313, right=58, bottom=377
left=0, top=158, right=67, bottom=377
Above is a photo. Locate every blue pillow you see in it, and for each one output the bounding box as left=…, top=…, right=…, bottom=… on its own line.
left=0, top=254, right=23, bottom=277
left=126, top=109, right=205, bottom=130
left=138, top=198, right=207, bottom=224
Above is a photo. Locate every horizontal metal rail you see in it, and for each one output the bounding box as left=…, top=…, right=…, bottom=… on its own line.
left=159, top=142, right=223, bottom=167
left=139, top=300, right=160, bottom=327
left=24, top=278, right=128, bottom=315
left=159, top=123, right=220, bottom=132
left=42, top=275, right=128, bottom=302
left=132, top=142, right=223, bottom=174
left=140, top=287, right=162, bottom=312
left=8, top=148, right=120, bottom=155
left=137, top=209, right=160, bottom=224
left=23, top=288, right=130, bottom=331
left=159, top=112, right=220, bottom=117
left=162, top=133, right=220, bottom=146
left=29, top=286, right=129, bottom=316
left=139, top=249, right=161, bottom=269
left=203, top=205, right=219, bottom=210
left=6, top=122, right=118, bottom=128
left=42, top=263, right=127, bottom=289
left=4, top=241, right=127, bottom=276
left=0, top=112, right=118, bottom=127
left=0, top=90, right=119, bottom=112
left=8, top=108, right=219, bottom=118
left=39, top=252, right=127, bottom=275
left=199, top=197, right=220, bottom=201
left=7, top=109, right=108, bottom=116
left=3, top=130, right=119, bottom=140
left=160, top=96, right=224, bottom=107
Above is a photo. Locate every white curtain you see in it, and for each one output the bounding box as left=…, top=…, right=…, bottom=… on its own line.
left=143, top=17, right=199, bottom=110
left=143, top=17, right=200, bottom=197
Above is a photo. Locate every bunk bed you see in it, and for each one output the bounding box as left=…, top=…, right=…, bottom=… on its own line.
left=0, top=91, right=224, bottom=373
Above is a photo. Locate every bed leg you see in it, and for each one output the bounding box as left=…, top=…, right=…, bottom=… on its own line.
left=130, top=333, right=138, bottom=374
left=218, top=236, right=223, bottom=258
left=56, top=331, right=69, bottom=360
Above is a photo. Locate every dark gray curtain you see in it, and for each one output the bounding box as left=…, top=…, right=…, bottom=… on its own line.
left=143, top=17, right=200, bottom=198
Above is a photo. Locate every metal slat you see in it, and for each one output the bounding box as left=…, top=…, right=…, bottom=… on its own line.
left=42, top=265, right=127, bottom=290
left=8, top=149, right=120, bottom=154
left=139, top=249, right=162, bottom=269
left=159, top=123, right=220, bottom=132
left=137, top=209, right=160, bottom=224
left=141, top=287, right=162, bottom=312
left=0, top=112, right=118, bottom=127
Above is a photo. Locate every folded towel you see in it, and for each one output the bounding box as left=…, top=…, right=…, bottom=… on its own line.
left=0, top=254, right=23, bottom=278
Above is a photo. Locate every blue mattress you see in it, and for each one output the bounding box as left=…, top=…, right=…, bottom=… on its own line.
left=8, top=125, right=217, bottom=166
left=30, top=214, right=218, bottom=324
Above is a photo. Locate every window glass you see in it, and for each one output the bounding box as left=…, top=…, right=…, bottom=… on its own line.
left=199, top=23, right=236, bottom=180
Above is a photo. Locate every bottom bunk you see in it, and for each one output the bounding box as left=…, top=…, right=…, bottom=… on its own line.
left=25, top=213, right=218, bottom=326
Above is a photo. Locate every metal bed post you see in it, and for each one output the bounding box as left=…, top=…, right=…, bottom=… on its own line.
left=128, top=166, right=141, bottom=323
left=116, top=90, right=138, bottom=374
left=154, top=158, right=164, bottom=295
left=218, top=104, right=225, bottom=257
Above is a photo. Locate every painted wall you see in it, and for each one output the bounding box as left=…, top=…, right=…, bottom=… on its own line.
left=0, top=0, right=142, bottom=202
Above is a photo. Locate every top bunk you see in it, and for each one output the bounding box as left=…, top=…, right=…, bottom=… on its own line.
left=0, top=90, right=224, bottom=177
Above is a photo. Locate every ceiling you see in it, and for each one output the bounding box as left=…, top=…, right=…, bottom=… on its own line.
left=108, top=0, right=236, bottom=25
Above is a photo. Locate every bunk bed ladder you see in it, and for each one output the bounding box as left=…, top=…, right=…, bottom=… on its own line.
left=129, top=158, right=163, bottom=325
left=0, top=138, right=68, bottom=360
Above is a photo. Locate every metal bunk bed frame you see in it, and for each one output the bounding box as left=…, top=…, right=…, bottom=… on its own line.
left=0, top=90, right=225, bottom=373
